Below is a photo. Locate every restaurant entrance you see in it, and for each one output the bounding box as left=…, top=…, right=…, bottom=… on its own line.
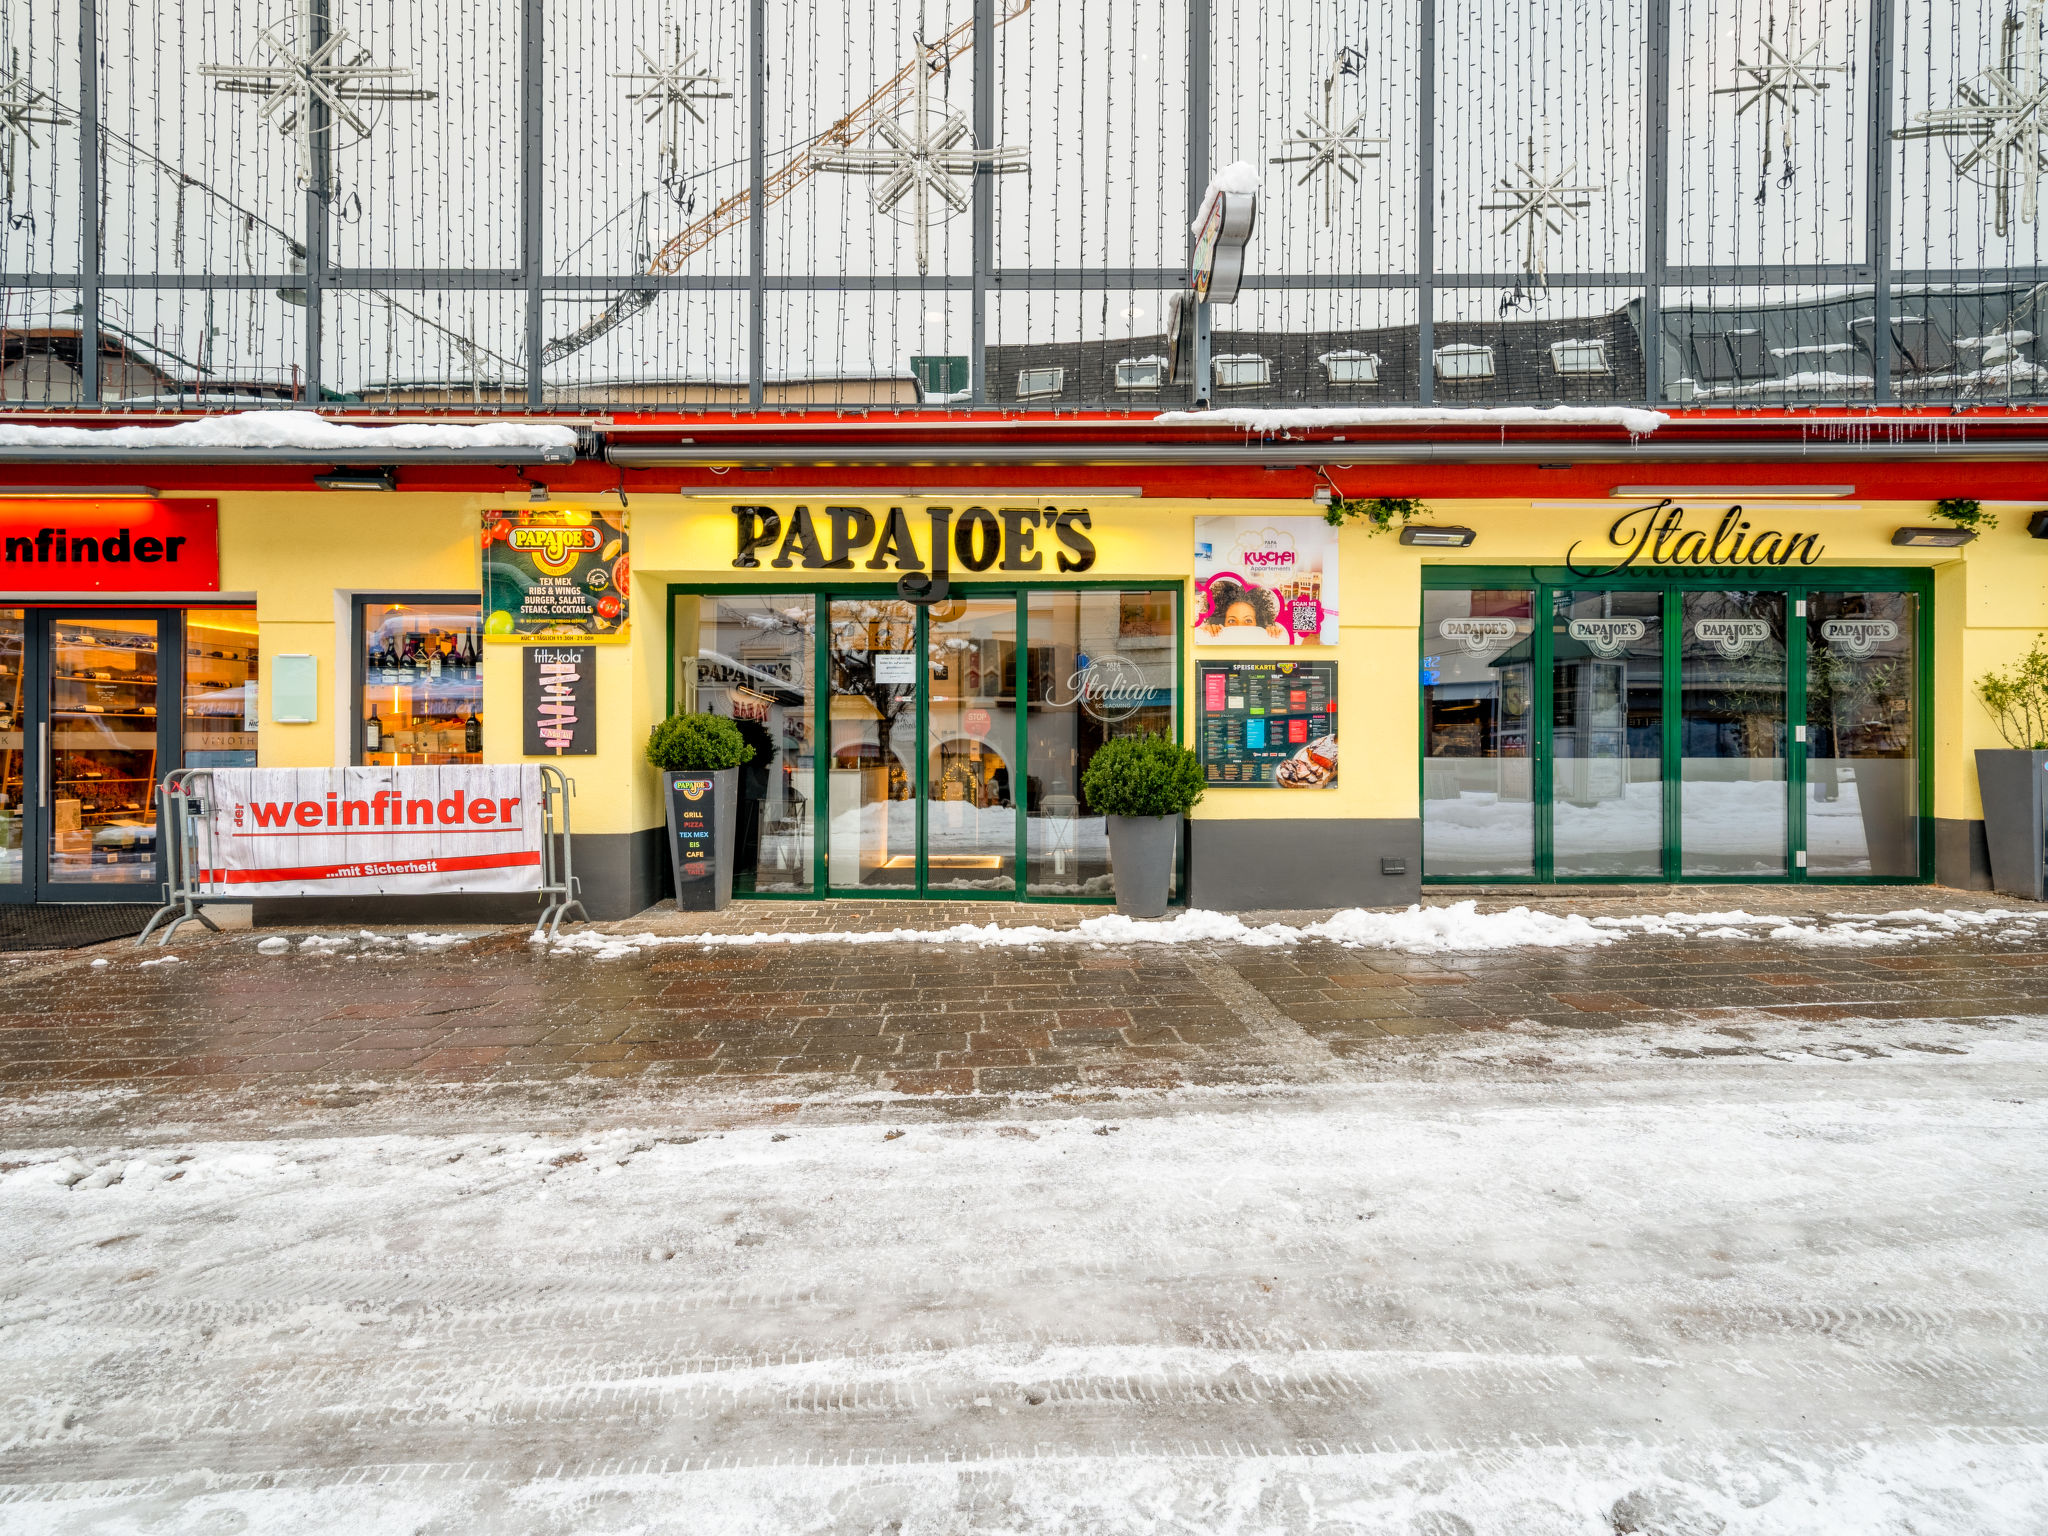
left=672, top=586, right=1180, bottom=900
left=0, top=606, right=258, bottom=904
left=1421, top=569, right=1930, bottom=884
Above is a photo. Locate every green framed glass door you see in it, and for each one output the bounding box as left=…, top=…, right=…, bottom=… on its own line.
left=1421, top=568, right=1932, bottom=885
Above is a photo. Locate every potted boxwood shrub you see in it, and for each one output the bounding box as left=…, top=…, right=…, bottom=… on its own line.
left=1975, top=638, right=2048, bottom=899
left=1081, top=734, right=1205, bottom=918
left=646, top=713, right=755, bottom=910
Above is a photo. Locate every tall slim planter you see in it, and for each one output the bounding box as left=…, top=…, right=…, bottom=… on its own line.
left=1975, top=749, right=2048, bottom=900
left=1106, top=814, right=1181, bottom=918
left=664, top=767, right=738, bottom=911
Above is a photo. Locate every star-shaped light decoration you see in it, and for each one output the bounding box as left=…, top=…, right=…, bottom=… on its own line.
left=1711, top=3, right=1844, bottom=197
left=0, top=51, right=70, bottom=201
left=200, top=0, right=435, bottom=191
left=1895, top=0, right=2048, bottom=237
left=1270, top=45, right=1386, bottom=226
left=1479, top=132, right=1604, bottom=280
left=614, top=27, right=731, bottom=204
left=812, top=40, right=1026, bottom=275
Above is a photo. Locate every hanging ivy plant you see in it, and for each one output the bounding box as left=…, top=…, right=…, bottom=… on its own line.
left=1323, top=495, right=1431, bottom=535
left=1934, top=497, right=1997, bottom=532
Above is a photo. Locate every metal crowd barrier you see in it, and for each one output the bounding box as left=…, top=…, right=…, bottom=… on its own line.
left=136, top=765, right=588, bottom=947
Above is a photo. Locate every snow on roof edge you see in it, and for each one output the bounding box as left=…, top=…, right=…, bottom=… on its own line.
left=0, top=410, right=581, bottom=454
left=1154, top=404, right=1672, bottom=437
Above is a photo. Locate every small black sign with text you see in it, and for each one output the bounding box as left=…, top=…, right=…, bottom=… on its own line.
left=523, top=645, right=597, bottom=756
left=666, top=775, right=719, bottom=911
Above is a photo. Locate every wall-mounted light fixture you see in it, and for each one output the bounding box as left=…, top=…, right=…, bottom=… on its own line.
left=312, top=467, right=396, bottom=492
left=1890, top=527, right=1975, bottom=547
left=2027, top=510, right=2048, bottom=540
left=527, top=480, right=551, bottom=501
left=1399, top=525, right=1477, bottom=547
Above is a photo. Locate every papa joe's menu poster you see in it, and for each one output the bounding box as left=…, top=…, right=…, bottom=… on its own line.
left=1193, top=517, right=1339, bottom=646
left=481, top=508, right=630, bottom=643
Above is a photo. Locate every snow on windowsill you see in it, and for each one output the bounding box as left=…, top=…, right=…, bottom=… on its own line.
left=0, top=410, right=580, bottom=453
left=1154, top=404, right=1672, bottom=437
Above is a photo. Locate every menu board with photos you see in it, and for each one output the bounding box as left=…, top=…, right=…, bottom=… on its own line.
left=1197, top=660, right=1338, bottom=788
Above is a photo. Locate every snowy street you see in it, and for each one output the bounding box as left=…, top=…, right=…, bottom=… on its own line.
left=3, top=898, right=2047, bottom=1532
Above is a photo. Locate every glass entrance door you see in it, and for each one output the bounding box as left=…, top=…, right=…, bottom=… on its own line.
left=923, top=598, right=1020, bottom=892
left=44, top=615, right=170, bottom=893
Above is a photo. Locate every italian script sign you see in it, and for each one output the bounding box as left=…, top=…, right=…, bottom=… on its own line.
left=200, top=765, right=544, bottom=896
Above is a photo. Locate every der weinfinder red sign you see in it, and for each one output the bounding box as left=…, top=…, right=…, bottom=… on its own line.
left=0, top=498, right=220, bottom=591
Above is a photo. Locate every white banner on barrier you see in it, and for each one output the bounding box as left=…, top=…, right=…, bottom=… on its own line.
left=201, top=765, right=544, bottom=897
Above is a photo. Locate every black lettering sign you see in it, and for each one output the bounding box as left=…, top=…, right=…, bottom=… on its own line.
left=1566, top=500, right=1825, bottom=578
left=733, top=503, right=1097, bottom=574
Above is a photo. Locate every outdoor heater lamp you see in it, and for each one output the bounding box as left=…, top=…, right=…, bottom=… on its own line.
left=1399, top=525, right=1478, bottom=547
left=1890, top=527, right=1976, bottom=547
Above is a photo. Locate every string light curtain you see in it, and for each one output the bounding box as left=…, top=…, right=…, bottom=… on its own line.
left=0, top=0, right=2040, bottom=411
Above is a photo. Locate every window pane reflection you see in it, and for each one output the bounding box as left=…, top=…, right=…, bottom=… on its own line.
left=1423, top=589, right=1535, bottom=878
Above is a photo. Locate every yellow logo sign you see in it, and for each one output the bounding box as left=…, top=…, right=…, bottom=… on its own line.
left=509, top=524, right=601, bottom=573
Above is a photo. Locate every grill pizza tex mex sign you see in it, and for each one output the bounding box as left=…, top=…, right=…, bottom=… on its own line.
left=1567, top=500, right=1825, bottom=577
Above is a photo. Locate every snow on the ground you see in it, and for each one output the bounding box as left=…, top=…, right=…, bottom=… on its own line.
left=0, top=410, right=578, bottom=454
left=532, top=901, right=2048, bottom=960
left=3, top=1022, right=2043, bottom=1533
left=1154, top=404, right=1672, bottom=436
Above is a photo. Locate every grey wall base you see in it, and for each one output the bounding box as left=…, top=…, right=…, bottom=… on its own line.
left=1934, top=817, right=1993, bottom=891
left=254, top=826, right=671, bottom=926
left=1189, top=818, right=1421, bottom=911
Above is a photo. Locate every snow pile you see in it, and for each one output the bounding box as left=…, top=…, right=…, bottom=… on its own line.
left=543, top=903, right=2048, bottom=960
left=1189, top=159, right=1260, bottom=233
left=0, top=410, right=578, bottom=455
left=1155, top=403, right=1671, bottom=437
left=252, top=931, right=471, bottom=957
left=1306, top=901, right=1619, bottom=952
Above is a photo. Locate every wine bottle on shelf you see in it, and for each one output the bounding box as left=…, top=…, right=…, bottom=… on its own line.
left=464, top=709, right=482, bottom=755
left=429, top=633, right=444, bottom=680
left=365, top=708, right=382, bottom=754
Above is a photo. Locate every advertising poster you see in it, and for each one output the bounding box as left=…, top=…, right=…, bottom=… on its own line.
left=201, top=765, right=543, bottom=895
left=1193, top=517, right=1339, bottom=646
left=1197, top=660, right=1338, bottom=787
left=667, top=774, right=719, bottom=911
left=481, top=508, right=629, bottom=643
left=523, top=645, right=597, bottom=756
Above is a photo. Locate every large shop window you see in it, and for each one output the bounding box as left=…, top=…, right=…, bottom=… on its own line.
left=1422, top=576, right=1926, bottom=883
left=355, top=597, right=484, bottom=766
left=183, top=609, right=259, bottom=768
left=0, top=609, right=22, bottom=888
left=672, top=588, right=1178, bottom=901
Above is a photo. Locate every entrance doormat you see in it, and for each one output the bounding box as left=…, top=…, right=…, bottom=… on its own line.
left=0, top=904, right=155, bottom=952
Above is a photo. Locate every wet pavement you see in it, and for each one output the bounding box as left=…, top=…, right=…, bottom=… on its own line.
left=4, top=888, right=2047, bottom=1130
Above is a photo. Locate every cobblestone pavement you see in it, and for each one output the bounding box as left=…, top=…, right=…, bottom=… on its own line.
left=2, top=887, right=2045, bottom=1132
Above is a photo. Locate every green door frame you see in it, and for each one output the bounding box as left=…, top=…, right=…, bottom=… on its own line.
left=1421, top=565, right=1934, bottom=885
left=667, top=581, right=1183, bottom=902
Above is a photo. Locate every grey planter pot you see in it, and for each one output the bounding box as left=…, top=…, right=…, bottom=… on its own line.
left=1105, top=813, right=1181, bottom=918
left=1975, top=749, right=2048, bottom=900
left=663, top=766, right=738, bottom=912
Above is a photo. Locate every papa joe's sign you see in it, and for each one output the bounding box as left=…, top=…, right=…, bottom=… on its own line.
left=0, top=497, right=219, bottom=591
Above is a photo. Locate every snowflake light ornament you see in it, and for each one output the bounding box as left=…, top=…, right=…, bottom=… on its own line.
left=200, top=0, right=435, bottom=191
left=0, top=51, right=70, bottom=201
left=1269, top=46, right=1386, bottom=226
left=812, top=40, right=1026, bottom=275
left=614, top=27, right=731, bottom=206
left=1895, top=0, right=2048, bottom=237
left=1711, top=2, right=1844, bottom=199
left=1480, top=130, right=1604, bottom=281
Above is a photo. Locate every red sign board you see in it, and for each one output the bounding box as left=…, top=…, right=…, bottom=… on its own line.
left=0, top=498, right=220, bottom=592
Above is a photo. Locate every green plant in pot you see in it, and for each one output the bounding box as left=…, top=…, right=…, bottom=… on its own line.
left=1973, top=639, right=2048, bottom=899
left=646, top=712, right=756, bottom=911
left=1082, top=734, right=1206, bottom=917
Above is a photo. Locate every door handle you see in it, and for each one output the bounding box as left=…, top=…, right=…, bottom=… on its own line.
left=38, top=721, right=47, bottom=808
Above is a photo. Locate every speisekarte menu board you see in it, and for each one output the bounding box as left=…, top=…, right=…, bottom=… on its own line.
left=1197, top=660, right=1338, bottom=787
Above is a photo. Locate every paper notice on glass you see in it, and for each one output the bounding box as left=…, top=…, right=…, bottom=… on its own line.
left=873, top=652, right=917, bottom=684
